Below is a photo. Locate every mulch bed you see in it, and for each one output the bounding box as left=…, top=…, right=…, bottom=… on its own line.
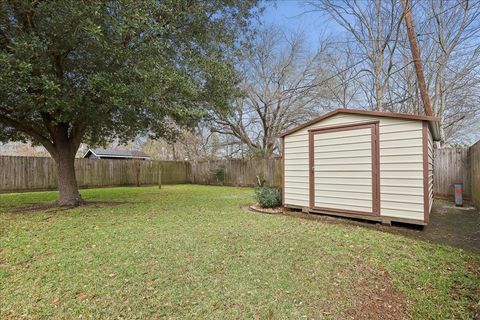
left=248, top=204, right=284, bottom=214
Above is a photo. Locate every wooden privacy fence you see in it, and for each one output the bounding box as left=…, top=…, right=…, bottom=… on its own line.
left=433, top=145, right=480, bottom=205
left=0, top=156, right=281, bottom=192
left=190, top=158, right=281, bottom=187
left=0, top=156, right=190, bottom=192
left=0, top=156, right=280, bottom=192
left=1, top=146, right=479, bottom=207
left=433, top=148, right=471, bottom=198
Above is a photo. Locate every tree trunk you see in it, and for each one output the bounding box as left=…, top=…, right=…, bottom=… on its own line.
left=55, top=149, right=83, bottom=206
left=374, top=71, right=384, bottom=112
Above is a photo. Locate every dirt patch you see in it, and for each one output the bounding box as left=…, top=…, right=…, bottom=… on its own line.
left=414, top=199, right=480, bottom=253
left=7, top=200, right=131, bottom=214
left=343, top=263, right=410, bottom=320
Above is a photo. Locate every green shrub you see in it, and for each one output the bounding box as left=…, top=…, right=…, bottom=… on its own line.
left=210, top=166, right=225, bottom=185
left=254, top=186, right=281, bottom=208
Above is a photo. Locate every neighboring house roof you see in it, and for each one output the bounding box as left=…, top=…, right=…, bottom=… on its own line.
left=279, top=108, right=441, bottom=141
left=83, top=148, right=150, bottom=159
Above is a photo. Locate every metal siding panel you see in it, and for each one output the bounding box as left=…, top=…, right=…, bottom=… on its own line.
left=381, top=193, right=424, bottom=204
left=284, top=140, right=309, bottom=148
left=381, top=163, right=424, bottom=170
left=381, top=178, right=423, bottom=188
left=315, top=171, right=372, bottom=178
left=283, top=113, right=425, bottom=220
left=313, top=132, right=371, bottom=144
left=313, top=126, right=374, bottom=213
left=283, top=158, right=310, bottom=165
left=286, top=163, right=310, bottom=170
left=315, top=149, right=372, bottom=159
left=283, top=133, right=309, bottom=207
left=382, top=185, right=423, bottom=195
left=381, top=171, right=423, bottom=179
left=382, top=200, right=424, bottom=212
left=381, top=121, right=424, bottom=221
left=285, top=181, right=310, bottom=189
left=314, top=201, right=372, bottom=212
left=312, top=177, right=372, bottom=186
left=380, top=138, right=423, bottom=148
left=313, top=142, right=372, bottom=153
left=380, top=130, right=423, bottom=140
left=381, top=154, right=423, bottom=162
left=381, top=207, right=424, bottom=219
left=380, top=147, right=423, bottom=156
left=315, top=189, right=373, bottom=201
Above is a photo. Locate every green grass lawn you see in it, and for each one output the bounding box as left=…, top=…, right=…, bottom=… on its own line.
left=0, top=185, right=478, bottom=319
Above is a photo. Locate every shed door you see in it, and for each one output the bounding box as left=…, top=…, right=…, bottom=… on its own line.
left=309, top=122, right=380, bottom=216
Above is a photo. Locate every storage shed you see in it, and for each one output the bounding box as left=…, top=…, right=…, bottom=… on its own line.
left=280, top=109, right=441, bottom=225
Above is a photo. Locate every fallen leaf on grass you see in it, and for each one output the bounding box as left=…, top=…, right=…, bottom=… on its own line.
left=76, top=292, right=86, bottom=301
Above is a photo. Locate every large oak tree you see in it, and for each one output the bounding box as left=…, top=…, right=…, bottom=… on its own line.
left=0, top=0, right=259, bottom=205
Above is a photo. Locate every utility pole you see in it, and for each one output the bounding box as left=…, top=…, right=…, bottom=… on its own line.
left=401, top=0, right=434, bottom=116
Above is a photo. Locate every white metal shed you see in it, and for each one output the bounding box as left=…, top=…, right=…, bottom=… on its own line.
left=280, top=109, right=441, bottom=225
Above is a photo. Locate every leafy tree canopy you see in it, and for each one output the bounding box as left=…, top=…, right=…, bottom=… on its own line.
left=0, top=0, right=259, bottom=154
left=0, top=0, right=260, bottom=205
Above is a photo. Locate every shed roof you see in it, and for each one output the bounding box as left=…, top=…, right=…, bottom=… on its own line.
left=279, top=108, right=441, bottom=141
left=83, top=148, right=150, bottom=159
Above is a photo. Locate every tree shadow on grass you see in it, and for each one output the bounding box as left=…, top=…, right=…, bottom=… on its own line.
left=5, top=200, right=132, bottom=214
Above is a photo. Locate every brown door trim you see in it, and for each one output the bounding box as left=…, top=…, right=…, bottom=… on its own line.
left=309, top=132, right=314, bottom=208
left=309, top=121, right=380, bottom=216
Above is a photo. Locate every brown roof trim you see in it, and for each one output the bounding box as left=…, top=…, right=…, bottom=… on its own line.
left=279, top=108, right=440, bottom=137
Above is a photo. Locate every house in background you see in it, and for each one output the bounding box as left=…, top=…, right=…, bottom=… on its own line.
left=83, top=148, right=150, bottom=160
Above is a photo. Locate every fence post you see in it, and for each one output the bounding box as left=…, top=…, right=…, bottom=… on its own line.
left=158, top=162, right=162, bottom=189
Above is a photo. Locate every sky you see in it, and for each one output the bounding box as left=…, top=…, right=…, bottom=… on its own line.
left=259, top=2, right=480, bottom=144
left=260, top=1, right=345, bottom=50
